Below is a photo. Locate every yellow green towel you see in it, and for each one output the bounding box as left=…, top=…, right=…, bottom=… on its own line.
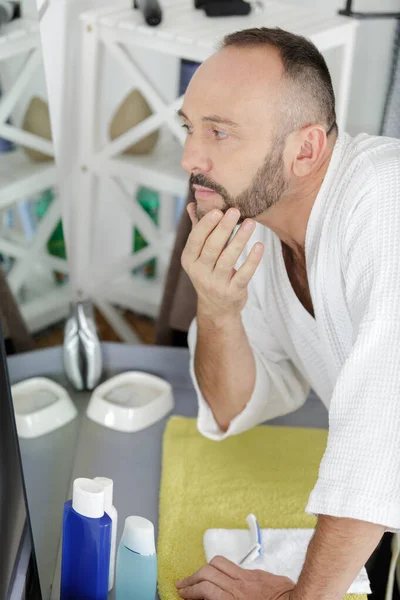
left=158, top=416, right=367, bottom=600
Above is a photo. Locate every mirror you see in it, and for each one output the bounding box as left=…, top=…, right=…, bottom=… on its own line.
left=0, top=321, right=41, bottom=599
left=3, top=1, right=399, bottom=599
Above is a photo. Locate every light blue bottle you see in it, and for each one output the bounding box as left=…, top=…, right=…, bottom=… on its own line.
left=116, top=516, right=157, bottom=600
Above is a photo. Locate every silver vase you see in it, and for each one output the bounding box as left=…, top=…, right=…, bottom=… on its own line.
left=63, top=300, right=103, bottom=391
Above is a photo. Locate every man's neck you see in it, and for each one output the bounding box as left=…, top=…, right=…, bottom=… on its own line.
left=256, top=136, right=337, bottom=256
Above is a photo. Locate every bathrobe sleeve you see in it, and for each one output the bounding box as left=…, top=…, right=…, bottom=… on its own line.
left=306, top=151, right=400, bottom=531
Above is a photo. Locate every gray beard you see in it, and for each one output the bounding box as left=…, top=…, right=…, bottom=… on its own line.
left=191, top=141, right=288, bottom=222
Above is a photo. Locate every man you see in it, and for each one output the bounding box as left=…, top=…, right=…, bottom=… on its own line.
left=174, top=27, right=400, bottom=600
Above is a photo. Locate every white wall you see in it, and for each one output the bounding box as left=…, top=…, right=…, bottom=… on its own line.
left=299, top=0, right=399, bottom=136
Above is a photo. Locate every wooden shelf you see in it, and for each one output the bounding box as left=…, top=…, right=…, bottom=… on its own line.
left=0, top=150, right=56, bottom=210
left=84, top=0, right=358, bottom=61
left=101, top=131, right=187, bottom=197
left=0, top=20, right=65, bottom=334
left=19, top=279, right=70, bottom=334
left=0, top=19, right=41, bottom=61
left=97, top=270, right=166, bottom=319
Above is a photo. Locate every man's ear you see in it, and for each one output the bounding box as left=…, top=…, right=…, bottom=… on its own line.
left=290, top=125, right=328, bottom=178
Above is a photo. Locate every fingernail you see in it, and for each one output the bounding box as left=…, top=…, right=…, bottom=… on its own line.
left=226, top=209, right=240, bottom=221
left=243, top=220, right=255, bottom=231
left=254, top=243, right=263, bottom=253
left=211, top=210, right=221, bottom=221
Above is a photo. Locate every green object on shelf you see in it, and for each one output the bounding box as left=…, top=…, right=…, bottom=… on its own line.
left=35, top=188, right=67, bottom=283
left=132, top=186, right=159, bottom=279
left=35, top=188, right=52, bottom=218
left=48, top=220, right=67, bottom=259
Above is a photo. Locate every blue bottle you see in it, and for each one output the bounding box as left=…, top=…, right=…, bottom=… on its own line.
left=116, top=516, right=158, bottom=600
left=60, top=478, right=112, bottom=600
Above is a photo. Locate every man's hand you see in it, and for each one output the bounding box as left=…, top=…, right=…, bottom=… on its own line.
left=176, top=556, right=295, bottom=600
left=183, top=203, right=263, bottom=429
left=181, top=203, right=264, bottom=322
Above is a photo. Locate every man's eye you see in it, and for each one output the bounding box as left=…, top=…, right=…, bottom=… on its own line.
left=213, top=130, right=228, bottom=140
left=181, top=123, right=193, bottom=134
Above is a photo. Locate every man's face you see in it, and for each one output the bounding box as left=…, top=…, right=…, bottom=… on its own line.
left=179, top=46, right=290, bottom=221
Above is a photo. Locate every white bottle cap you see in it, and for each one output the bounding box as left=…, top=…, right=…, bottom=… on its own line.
left=72, top=478, right=105, bottom=519
left=122, top=516, right=156, bottom=556
left=93, top=477, right=114, bottom=513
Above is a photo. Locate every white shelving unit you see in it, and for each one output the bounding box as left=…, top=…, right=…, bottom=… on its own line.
left=76, top=1, right=358, bottom=342
left=0, top=18, right=70, bottom=333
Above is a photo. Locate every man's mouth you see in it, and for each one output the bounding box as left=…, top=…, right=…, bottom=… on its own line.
left=192, top=184, right=217, bottom=198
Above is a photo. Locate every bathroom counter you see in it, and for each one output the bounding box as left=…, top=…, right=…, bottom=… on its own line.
left=8, top=343, right=328, bottom=599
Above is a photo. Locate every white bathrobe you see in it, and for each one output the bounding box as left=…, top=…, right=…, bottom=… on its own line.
left=188, top=132, right=400, bottom=532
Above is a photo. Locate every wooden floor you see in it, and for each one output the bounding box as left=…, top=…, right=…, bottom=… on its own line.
left=33, top=308, right=155, bottom=348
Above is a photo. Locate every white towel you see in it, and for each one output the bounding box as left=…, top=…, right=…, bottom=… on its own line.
left=203, top=528, right=371, bottom=595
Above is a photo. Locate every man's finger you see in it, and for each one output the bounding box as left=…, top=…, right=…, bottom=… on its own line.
left=209, top=555, right=244, bottom=579
left=176, top=566, right=210, bottom=588
left=178, top=581, right=232, bottom=599
left=176, top=564, right=235, bottom=592
left=187, top=202, right=198, bottom=227
left=198, top=209, right=240, bottom=267
left=230, top=243, right=264, bottom=290
left=214, top=219, right=256, bottom=276
left=182, top=209, right=224, bottom=266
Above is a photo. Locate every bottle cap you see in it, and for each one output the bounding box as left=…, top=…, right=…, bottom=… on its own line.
left=93, top=477, right=113, bottom=512
left=122, top=516, right=156, bottom=556
left=72, top=478, right=105, bottom=519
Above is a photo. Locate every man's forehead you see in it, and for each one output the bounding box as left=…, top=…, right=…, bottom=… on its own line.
left=182, top=46, right=283, bottom=125
left=181, top=87, right=253, bottom=128
left=194, top=46, right=283, bottom=91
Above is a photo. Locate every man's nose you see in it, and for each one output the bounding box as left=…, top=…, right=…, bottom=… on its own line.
left=181, top=137, right=212, bottom=174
